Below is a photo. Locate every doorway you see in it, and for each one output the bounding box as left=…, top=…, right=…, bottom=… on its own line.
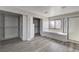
left=33, top=17, right=41, bottom=36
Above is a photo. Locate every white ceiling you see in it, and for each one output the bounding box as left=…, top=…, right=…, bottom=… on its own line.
left=14, top=6, right=79, bottom=17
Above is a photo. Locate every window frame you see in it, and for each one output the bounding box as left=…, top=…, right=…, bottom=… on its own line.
left=49, top=19, right=62, bottom=29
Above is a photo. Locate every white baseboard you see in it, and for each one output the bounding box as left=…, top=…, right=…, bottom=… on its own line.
left=68, top=39, right=79, bottom=44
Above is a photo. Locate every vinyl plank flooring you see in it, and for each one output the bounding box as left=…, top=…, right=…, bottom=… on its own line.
left=0, top=36, right=79, bottom=52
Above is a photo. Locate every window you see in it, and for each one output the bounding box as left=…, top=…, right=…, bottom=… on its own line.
left=49, top=20, right=61, bottom=29
left=55, top=20, right=61, bottom=29
left=50, top=20, right=55, bottom=28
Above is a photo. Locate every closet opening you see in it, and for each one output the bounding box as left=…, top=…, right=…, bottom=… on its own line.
left=33, top=17, right=41, bottom=37
left=0, top=10, right=23, bottom=42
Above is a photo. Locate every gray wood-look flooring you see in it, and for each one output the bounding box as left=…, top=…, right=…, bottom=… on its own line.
left=0, top=36, right=79, bottom=52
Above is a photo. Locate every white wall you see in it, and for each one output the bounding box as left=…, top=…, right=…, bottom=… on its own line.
left=23, top=15, right=35, bottom=41
left=42, top=18, right=49, bottom=32
left=23, top=15, right=28, bottom=41
left=28, top=16, right=34, bottom=40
